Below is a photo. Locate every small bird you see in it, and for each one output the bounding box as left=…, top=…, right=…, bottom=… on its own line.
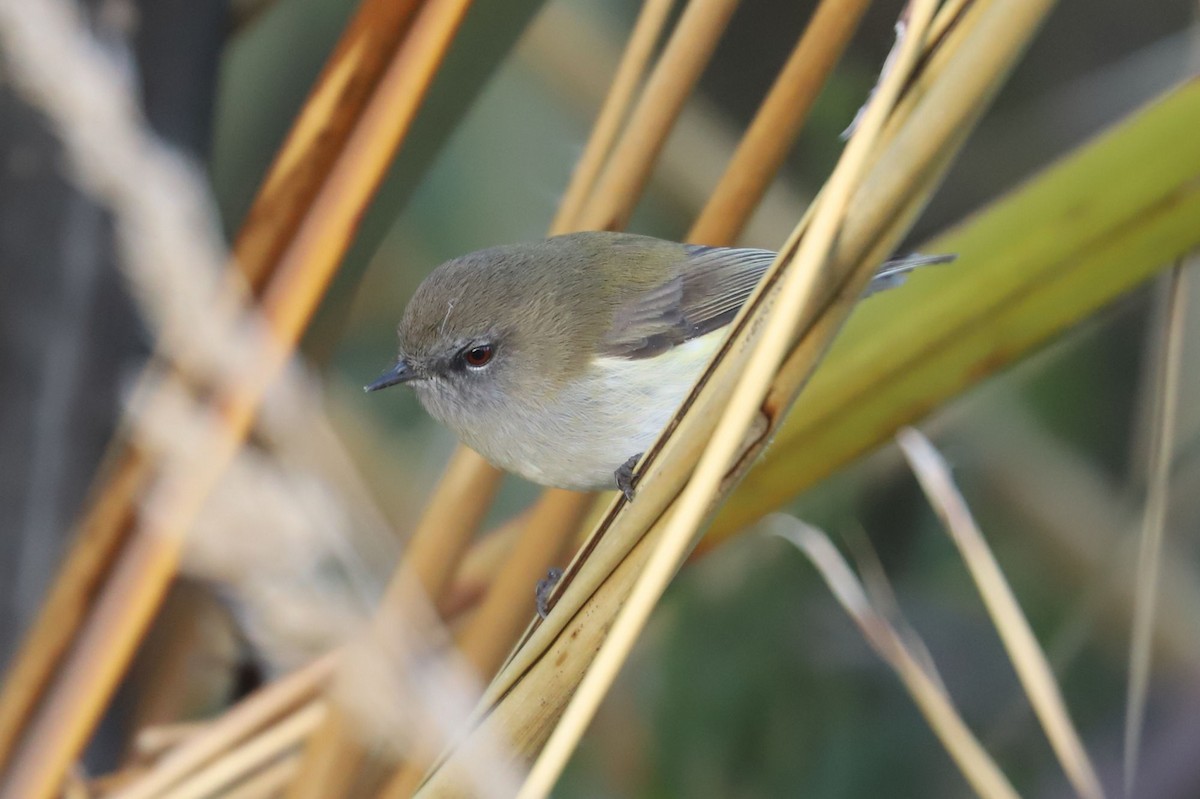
left=367, top=231, right=947, bottom=499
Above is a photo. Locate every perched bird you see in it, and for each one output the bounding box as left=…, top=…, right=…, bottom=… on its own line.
left=367, top=231, right=947, bottom=499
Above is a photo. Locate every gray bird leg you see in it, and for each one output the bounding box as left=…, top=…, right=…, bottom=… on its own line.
left=536, top=567, right=563, bottom=619
left=615, top=452, right=642, bottom=502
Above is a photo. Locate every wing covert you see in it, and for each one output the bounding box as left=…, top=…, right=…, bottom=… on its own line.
left=599, top=244, right=775, bottom=360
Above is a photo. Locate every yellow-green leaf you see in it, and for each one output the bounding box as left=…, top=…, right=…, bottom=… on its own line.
left=708, top=78, right=1200, bottom=546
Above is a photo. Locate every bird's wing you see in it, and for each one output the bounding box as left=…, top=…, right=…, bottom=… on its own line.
left=599, top=244, right=775, bottom=360
left=598, top=245, right=956, bottom=359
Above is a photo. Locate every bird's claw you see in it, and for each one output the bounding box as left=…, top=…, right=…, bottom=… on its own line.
left=615, top=452, right=642, bottom=502
left=535, top=567, right=563, bottom=619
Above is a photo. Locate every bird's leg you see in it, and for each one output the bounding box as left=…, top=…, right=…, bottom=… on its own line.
left=615, top=452, right=642, bottom=502
left=535, top=567, right=563, bottom=619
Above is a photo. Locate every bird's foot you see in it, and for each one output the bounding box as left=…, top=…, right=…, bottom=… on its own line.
left=615, top=453, right=643, bottom=503
left=535, top=567, right=563, bottom=619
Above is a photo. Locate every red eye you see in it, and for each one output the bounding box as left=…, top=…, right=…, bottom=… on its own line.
left=463, top=344, right=494, bottom=368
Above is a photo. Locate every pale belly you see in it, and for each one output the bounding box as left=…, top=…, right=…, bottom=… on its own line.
left=468, top=334, right=722, bottom=492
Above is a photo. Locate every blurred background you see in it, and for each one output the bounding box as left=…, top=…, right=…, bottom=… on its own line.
left=2, top=0, right=1199, bottom=795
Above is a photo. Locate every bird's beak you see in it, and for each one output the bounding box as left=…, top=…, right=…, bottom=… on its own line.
left=364, top=359, right=418, bottom=392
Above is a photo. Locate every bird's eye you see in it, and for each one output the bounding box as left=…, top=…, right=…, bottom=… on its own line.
left=462, top=344, right=494, bottom=368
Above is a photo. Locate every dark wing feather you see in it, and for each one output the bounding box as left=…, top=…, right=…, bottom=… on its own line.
left=597, top=242, right=956, bottom=359
left=600, top=244, right=775, bottom=360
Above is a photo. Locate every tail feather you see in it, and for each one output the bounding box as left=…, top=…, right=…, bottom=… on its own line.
left=865, top=252, right=956, bottom=296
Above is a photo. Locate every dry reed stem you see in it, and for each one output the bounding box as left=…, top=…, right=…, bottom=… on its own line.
left=687, top=0, right=870, bottom=245
left=549, top=0, right=676, bottom=233
left=878, top=0, right=975, bottom=148
left=287, top=697, right=402, bottom=799
left=897, top=428, right=1105, bottom=799
left=1124, top=262, right=1188, bottom=796
left=417, top=0, right=1056, bottom=792
left=0, top=452, right=143, bottom=768
left=132, top=722, right=206, bottom=762
left=927, top=0, right=974, bottom=47
left=438, top=514, right=526, bottom=618
left=111, top=655, right=334, bottom=799
left=157, top=702, right=325, bottom=799
left=0, top=0, right=424, bottom=762
left=838, top=5, right=1000, bottom=252
left=376, top=491, right=592, bottom=799
left=218, top=753, right=301, bottom=799
left=0, top=0, right=473, bottom=792
left=457, top=492, right=592, bottom=681
left=234, top=0, right=423, bottom=290
left=391, top=448, right=501, bottom=606
left=577, top=0, right=742, bottom=231
left=966, top=402, right=1200, bottom=671
left=514, top=4, right=942, bottom=794
left=287, top=460, right=502, bottom=798
left=771, top=518, right=1020, bottom=799
left=284, top=711, right=368, bottom=799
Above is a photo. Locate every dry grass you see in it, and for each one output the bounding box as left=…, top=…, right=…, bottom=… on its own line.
left=771, top=516, right=1020, bottom=799
left=1, top=0, right=1196, bottom=796
left=1124, top=262, right=1190, bottom=795
left=898, top=428, right=1104, bottom=799
left=0, top=0, right=490, bottom=795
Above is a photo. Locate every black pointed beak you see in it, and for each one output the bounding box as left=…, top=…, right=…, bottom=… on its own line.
left=364, top=360, right=418, bottom=392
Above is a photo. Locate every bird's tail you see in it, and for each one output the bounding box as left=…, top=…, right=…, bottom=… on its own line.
left=865, top=252, right=956, bottom=296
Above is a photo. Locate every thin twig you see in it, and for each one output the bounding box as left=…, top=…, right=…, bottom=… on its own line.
left=771, top=517, right=1019, bottom=799
left=897, top=427, right=1105, bottom=799
left=1124, top=262, right=1189, bottom=797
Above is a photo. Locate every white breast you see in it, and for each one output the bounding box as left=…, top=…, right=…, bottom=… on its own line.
left=481, top=333, right=723, bottom=491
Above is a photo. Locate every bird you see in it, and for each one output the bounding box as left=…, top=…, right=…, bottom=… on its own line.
left=367, top=231, right=949, bottom=501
